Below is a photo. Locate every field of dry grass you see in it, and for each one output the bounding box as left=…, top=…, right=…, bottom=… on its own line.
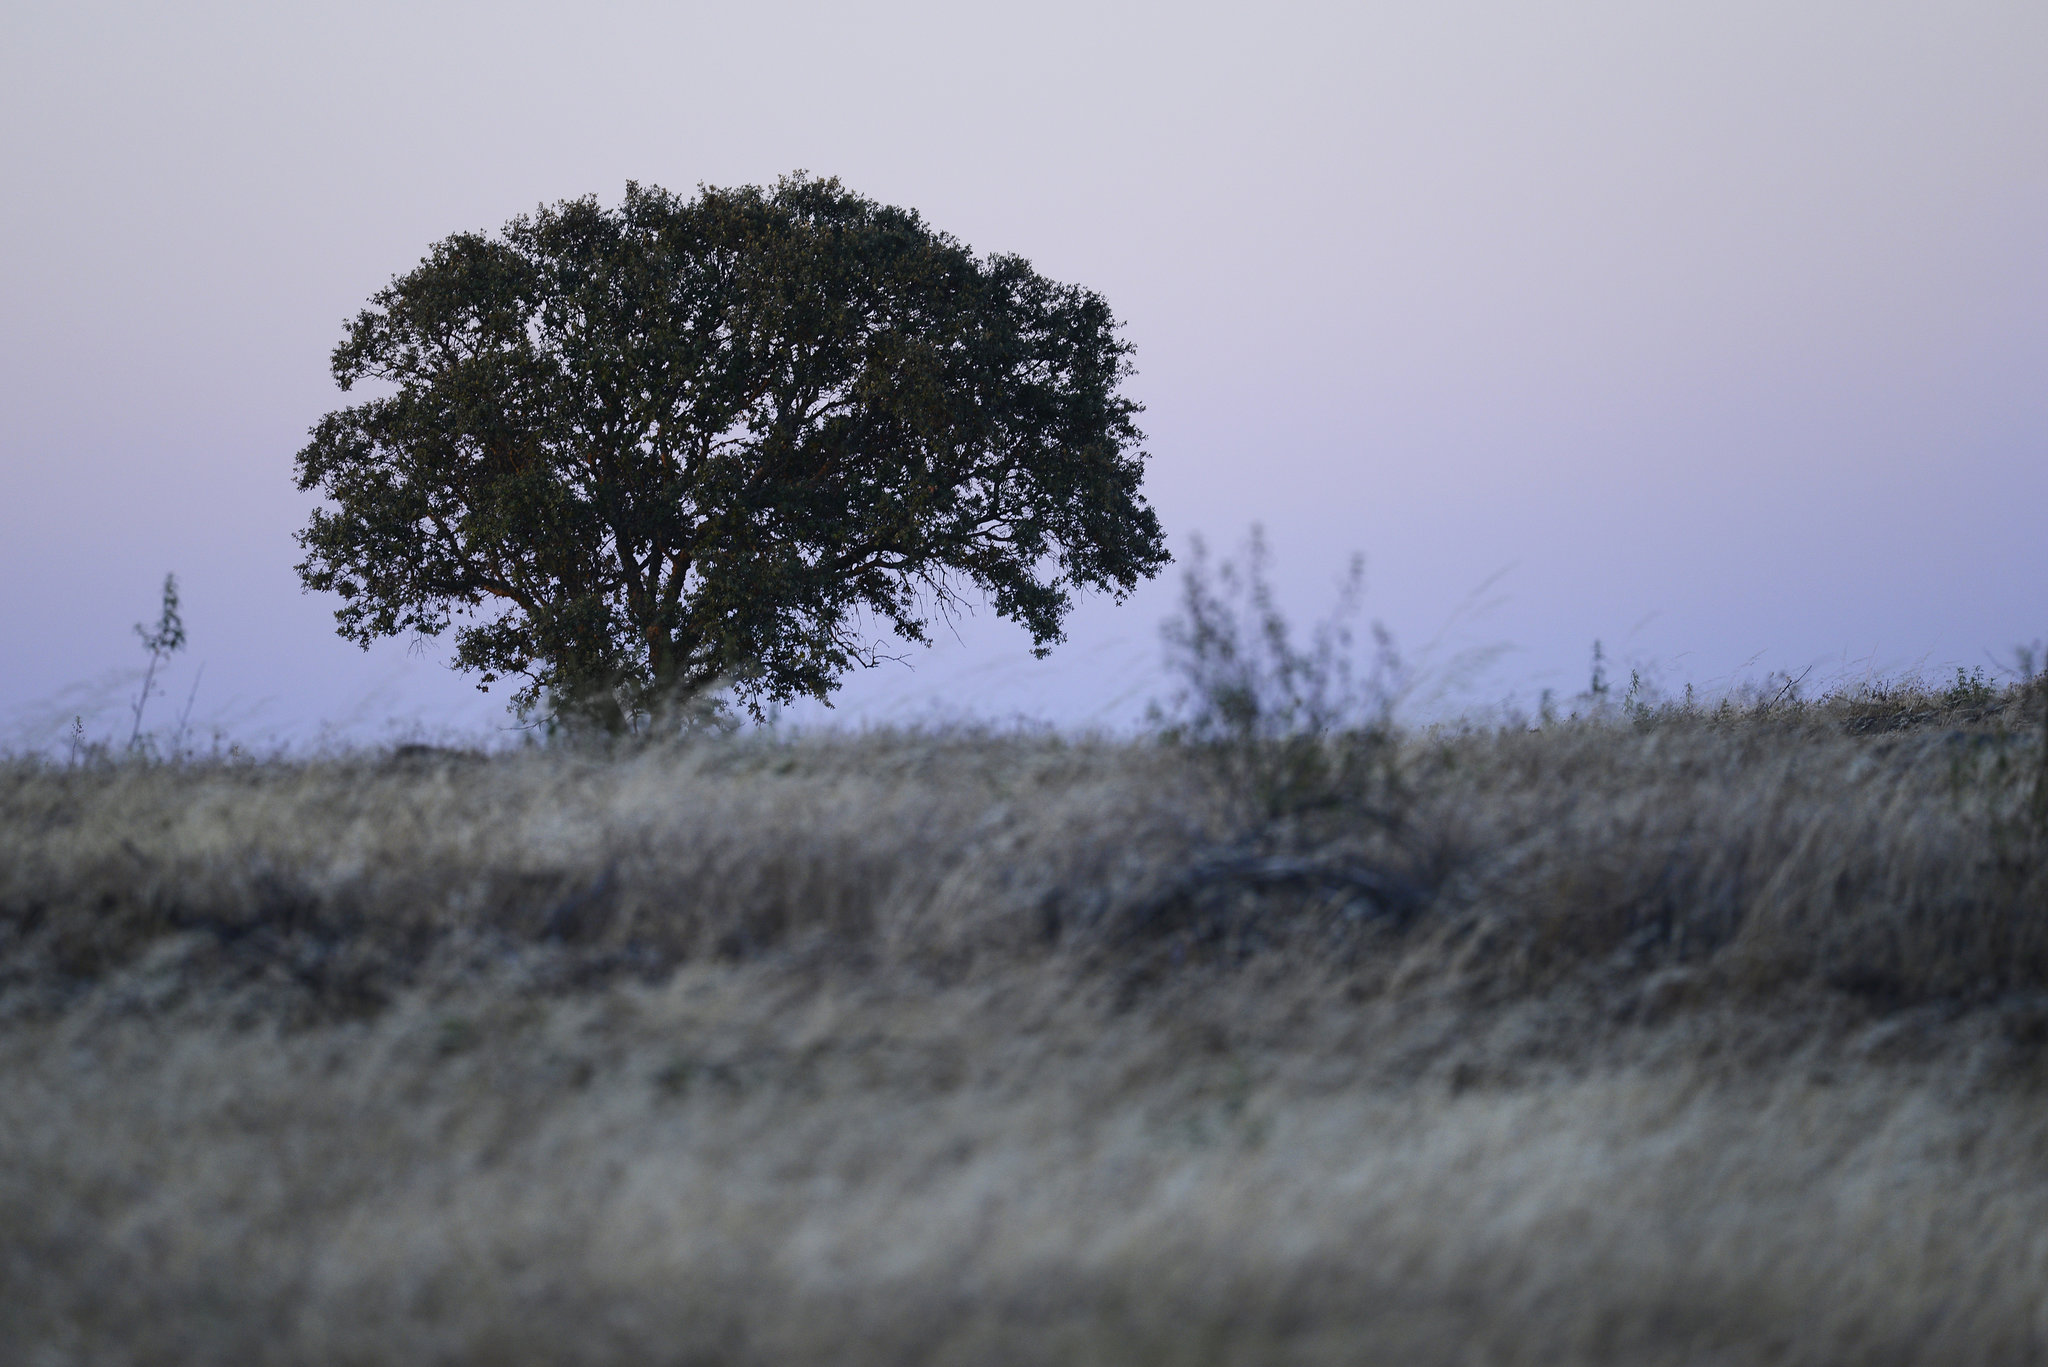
left=4, top=683, right=2047, bottom=1364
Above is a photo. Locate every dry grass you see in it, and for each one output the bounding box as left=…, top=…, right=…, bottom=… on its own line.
left=3, top=685, right=2047, bottom=1364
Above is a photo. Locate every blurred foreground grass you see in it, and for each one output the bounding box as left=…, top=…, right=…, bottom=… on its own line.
left=3, top=682, right=2047, bottom=1364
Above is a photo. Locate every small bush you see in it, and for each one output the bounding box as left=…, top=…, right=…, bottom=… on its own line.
left=1152, top=528, right=1407, bottom=829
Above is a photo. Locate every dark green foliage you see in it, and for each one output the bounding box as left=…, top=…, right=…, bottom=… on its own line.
left=294, top=176, right=1169, bottom=729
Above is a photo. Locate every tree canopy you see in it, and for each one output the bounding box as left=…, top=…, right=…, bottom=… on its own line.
left=294, top=175, right=1169, bottom=729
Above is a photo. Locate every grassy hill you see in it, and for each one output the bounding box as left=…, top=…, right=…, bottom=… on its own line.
left=3, top=684, right=2046, bottom=1364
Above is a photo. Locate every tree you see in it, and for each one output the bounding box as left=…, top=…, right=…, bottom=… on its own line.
left=294, top=175, right=1169, bottom=730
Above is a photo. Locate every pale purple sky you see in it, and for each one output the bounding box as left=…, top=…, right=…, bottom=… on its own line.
left=4, top=1, right=2044, bottom=746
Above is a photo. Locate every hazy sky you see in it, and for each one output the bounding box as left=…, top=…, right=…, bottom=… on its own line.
left=5, top=1, right=2044, bottom=745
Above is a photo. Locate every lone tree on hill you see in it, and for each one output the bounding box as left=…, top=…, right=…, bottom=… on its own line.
left=294, top=175, right=1169, bottom=730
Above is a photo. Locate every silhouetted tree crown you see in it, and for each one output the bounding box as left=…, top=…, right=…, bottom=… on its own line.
left=294, top=175, right=1168, bottom=728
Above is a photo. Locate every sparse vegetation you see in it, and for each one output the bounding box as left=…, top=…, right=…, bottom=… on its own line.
left=2, top=533, right=2042, bottom=1365
left=124, top=572, right=185, bottom=751
left=4, top=657, right=2047, bottom=1362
